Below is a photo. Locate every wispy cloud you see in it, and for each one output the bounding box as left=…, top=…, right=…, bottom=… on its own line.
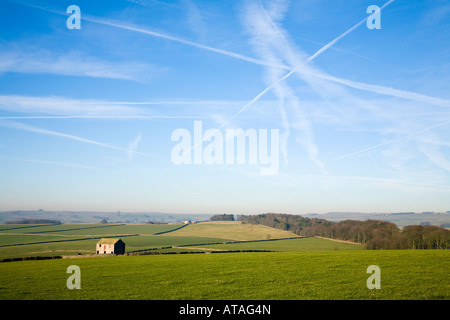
left=14, top=0, right=285, bottom=70
left=0, top=118, right=156, bottom=158
left=126, top=0, right=181, bottom=10
left=3, top=156, right=96, bottom=169
left=0, top=95, right=144, bottom=116
left=127, top=134, right=142, bottom=161
left=0, top=94, right=247, bottom=121
left=311, top=120, right=450, bottom=168
left=0, top=44, right=159, bottom=82
left=309, top=174, right=450, bottom=192
left=182, top=0, right=208, bottom=41
left=242, top=0, right=326, bottom=172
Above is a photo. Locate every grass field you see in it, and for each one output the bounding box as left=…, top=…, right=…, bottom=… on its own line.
left=168, top=221, right=298, bottom=241
left=0, top=223, right=191, bottom=258
left=0, top=250, right=448, bottom=300
left=0, top=221, right=448, bottom=300
left=199, top=237, right=362, bottom=252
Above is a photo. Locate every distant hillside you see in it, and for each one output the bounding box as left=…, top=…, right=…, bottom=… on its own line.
left=1, top=210, right=448, bottom=228
left=0, top=210, right=212, bottom=224
left=303, top=212, right=450, bottom=228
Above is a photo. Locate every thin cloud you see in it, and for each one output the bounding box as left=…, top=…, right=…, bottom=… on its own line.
left=0, top=94, right=244, bottom=120
left=126, top=0, right=181, bottom=10
left=127, top=134, right=142, bottom=160
left=242, top=0, right=326, bottom=172
left=0, top=115, right=211, bottom=120
left=0, top=45, right=158, bottom=82
left=309, top=174, right=450, bottom=192
left=0, top=119, right=157, bottom=158
left=312, top=120, right=450, bottom=168
left=315, top=73, right=450, bottom=108
left=0, top=95, right=144, bottom=116
left=13, top=0, right=285, bottom=70
left=3, top=156, right=96, bottom=169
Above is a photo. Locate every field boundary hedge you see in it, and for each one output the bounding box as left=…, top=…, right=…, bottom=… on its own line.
left=153, top=224, right=189, bottom=235
left=0, top=255, right=62, bottom=263
left=0, top=234, right=139, bottom=248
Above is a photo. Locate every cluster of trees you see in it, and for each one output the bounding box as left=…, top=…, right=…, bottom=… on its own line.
left=238, top=213, right=450, bottom=250
left=210, top=214, right=235, bottom=221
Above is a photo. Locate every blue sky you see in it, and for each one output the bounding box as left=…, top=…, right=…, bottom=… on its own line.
left=1, top=0, right=450, bottom=215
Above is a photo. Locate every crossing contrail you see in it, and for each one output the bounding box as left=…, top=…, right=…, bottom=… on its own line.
left=308, top=0, right=395, bottom=62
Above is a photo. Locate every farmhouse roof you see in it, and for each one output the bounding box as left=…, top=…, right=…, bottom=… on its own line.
left=96, top=238, right=123, bottom=245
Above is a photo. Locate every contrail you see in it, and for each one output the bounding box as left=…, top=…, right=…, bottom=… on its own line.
left=218, top=0, right=396, bottom=128
left=308, top=0, right=395, bottom=61
left=3, top=156, right=96, bottom=169
left=10, top=1, right=284, bottom=71
left=127, top=133, right=142, bottom=160
left=315, top=73, right=450, bottom=108
left=0, top=115, right=210, bottom=119
left=0, top=119, right=157, bottom=157
left=308, top=119, right=450, bottom=169
left=182, top=0, right=395, bottom=161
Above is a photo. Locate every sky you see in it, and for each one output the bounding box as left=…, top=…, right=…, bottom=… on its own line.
left=0, top=0, right=450, bottom=215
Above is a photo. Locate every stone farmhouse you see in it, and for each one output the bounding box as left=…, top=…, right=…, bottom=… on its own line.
left=96, top=238, right=126, bottom=255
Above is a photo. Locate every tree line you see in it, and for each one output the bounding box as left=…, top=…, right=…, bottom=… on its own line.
left=210, top=214, right=235, bottom=221
left=237, top=213, right=450, bottom=249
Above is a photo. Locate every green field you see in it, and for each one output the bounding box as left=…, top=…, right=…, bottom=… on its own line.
left=199, top=237, right=362, bottom=252
left=168, top=221, right=297, bottom=240
left=0, top=222, right=360, bottom=259
left=0, top=250, right=448, bottom=300
left=0, top=222, right=448, bottom=300
left=0, top=223, right=198, bottom=258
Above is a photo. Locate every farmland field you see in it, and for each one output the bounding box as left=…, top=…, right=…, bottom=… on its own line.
left=0, top=221, right=448, bottom=300
left=168, top=221, right=297, bottom=240
left=0, top=221, right=362, bottom=259
left=0, top=250, right=448, bottom=300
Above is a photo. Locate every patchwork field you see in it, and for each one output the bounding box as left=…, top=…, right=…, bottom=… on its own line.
left=0, top=223, right=230, bottom=259
left=0, top=221, right=448, bottom=300
left=0, top=221, right=362, bottom=259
